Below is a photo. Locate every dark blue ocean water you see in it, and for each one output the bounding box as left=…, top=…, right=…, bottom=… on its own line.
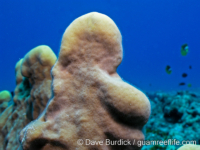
left=0, top=0, right=200, bottom=92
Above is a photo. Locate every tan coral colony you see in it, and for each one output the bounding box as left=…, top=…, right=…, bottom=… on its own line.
left=20, top=12, right=151, bottom=150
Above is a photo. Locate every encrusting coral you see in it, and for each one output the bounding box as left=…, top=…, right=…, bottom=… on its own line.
left=0, top=45, right=56, bottom=150
left=0, top=59, right=29, bottom=150
left=0, top=90, right=12, bottom=113
left=20, top=12, right=151, bottom=150
left=0, top=90, right=12, bottom=103
left=0, top=105, right=12, bottom=150
left=21, top=45, right=57, bottom=120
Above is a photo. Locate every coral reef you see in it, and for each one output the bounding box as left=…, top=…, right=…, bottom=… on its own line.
left=0, top=59, right=29, bottom=150
left=21, top=45, right=57, bottom=120
left=1, top=11, right=199, bottom=150
left=0, top=90, right=12, bottom=113
left=0, top=45, right=56, bottom=150
left=142, top=91, right=200, bottom=150
left=0, top=105, right=13, bottom=150
left=19, top=12, right=151, bottom=150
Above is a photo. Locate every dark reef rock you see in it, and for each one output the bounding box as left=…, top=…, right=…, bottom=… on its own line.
left=142, top=91, right=200, bottom=150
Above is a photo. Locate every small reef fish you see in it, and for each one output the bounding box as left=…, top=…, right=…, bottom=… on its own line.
left=182, top=73, right=188, bottom=78
left=165, top=65, right=172, bottom=74
left=187, top=83, right=192, bottom=87
left=189, top=65, right=192, bottom=69
left=181, top=44, right=189, bottom=56
left=179, top=82, right=185, bottom=86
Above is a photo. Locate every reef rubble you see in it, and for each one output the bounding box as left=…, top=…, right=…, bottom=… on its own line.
left=142, top=91, right=200, bottom=150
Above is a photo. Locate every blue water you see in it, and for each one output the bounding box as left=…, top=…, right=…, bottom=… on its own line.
left=0, top=0, right=200, bottom=92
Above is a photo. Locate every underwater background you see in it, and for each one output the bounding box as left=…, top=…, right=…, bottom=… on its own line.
left=1, top=0, right=200, bottom=93
left=1, top=1, right=200, bottom=150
